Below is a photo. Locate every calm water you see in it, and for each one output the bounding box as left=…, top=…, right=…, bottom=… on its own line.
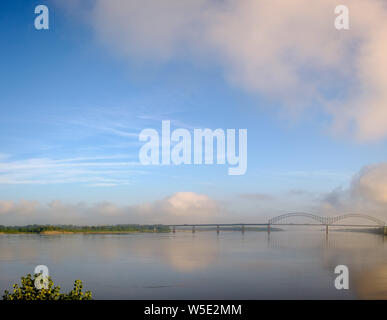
left=1, top=229, right=387, bottom=299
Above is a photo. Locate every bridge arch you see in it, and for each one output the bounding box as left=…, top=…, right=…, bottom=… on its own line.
left=268, top=212, right=327, bottom=225
left=268, top=213, right=385, bottom=226
left=328, top=214, right=385, bottom=226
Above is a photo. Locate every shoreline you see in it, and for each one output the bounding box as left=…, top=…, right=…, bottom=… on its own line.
left=0, top=230, right=169, bottom=235
left=0, top=229, right=280, bottom=235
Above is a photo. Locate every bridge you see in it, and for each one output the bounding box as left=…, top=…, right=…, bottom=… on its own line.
left=168, top=213, right=386, bottom=234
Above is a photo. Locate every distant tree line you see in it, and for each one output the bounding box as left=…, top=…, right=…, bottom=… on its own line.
left=0, top=224, right=170, bottom=233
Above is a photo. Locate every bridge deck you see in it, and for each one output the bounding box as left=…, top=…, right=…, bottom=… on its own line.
left=167, top=213, right=385, bottom=228
left=168, top=223, right=382, bottom=227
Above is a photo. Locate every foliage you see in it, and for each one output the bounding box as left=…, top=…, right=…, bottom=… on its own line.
left=0, top=224, right=170, bottom=234
left=2, top=274, right=92, bottom=300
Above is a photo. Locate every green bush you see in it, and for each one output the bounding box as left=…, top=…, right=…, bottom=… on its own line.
left=2, top=273, right=92, bottom=300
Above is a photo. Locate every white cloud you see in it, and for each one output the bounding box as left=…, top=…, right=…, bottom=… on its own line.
left=164, top=192, right=217, bottom=215
left=78, top=0, right=387, bottom=141
left=0, top=200, right=39, bottom=217
left=351, top=163, right=387, bottom=204
left=320, top=162, right=387, bottom=220
left=0, top=200, right=14, bottom=215
left=136, top=192, right=220, bottom=223
left=0, top=192, right=220, bottom=225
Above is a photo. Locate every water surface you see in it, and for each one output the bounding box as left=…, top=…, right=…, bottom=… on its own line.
left=1, top=229, right=386, bottom=299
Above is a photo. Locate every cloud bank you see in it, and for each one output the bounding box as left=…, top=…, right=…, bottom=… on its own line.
left=0, top=192, right=221, bottom=225
left=3, top=167, right=387, bottom=225
left=321, top=162, right=387, bottom=220
left=351, top=163, right=387, bottom=205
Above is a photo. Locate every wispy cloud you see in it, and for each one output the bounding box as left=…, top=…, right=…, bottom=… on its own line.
left=68, top=119, right=139, bottom=138
left=275, top=170, right=352, bottom=179
left=239, top=193, right=273, bottom=201
left=0, top=155, right=146, bottom=186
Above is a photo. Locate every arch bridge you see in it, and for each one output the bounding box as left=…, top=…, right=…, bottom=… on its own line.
left=268, top=212, right=385, bottom=226
left=168, top=213, right=385, bottom=234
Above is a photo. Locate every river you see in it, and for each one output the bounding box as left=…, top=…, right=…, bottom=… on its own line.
left=1, top=229, right=386, bottom=299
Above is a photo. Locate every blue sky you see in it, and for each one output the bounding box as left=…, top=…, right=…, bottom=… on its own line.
left=1, top=1, right=387, bottom=224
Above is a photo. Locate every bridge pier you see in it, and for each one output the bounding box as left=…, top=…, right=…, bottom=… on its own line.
left=268, top=224, right=270, bottom=234
left=241, top=224, right=245, bottom=234
left=192, top=225, right=195, bottom=233
left=172, top=226, right=175, bottom=233
left=217, top=225, right=220, bottom=234
left=325, top=224, right=328, bottom=235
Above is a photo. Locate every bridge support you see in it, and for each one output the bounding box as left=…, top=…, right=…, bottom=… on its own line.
left=268, top=224, right=270, bottom=234
left=172, top=226, right=175, bottom=233
left=325, top=224, right=328, bottom=235
left=241, top=224, right=245, bottom=234
left=217, top=225, right=220, bottom=234
left=192, top=225, right=195, bottom=233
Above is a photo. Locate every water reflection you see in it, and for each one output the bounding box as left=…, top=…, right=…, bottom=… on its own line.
left=356, top=265, right=387, bottom=299
left=0, top=230, right=387, bottom=299
left=131, top=234, right=218, bottom=272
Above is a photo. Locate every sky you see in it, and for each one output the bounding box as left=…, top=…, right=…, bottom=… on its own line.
left=1, top=0, right=387, bottom=225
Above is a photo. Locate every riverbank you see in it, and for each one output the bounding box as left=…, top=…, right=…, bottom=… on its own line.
left=0, top=230, right=169, bottom=235
left=0, top=224, right=171, bottom=234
